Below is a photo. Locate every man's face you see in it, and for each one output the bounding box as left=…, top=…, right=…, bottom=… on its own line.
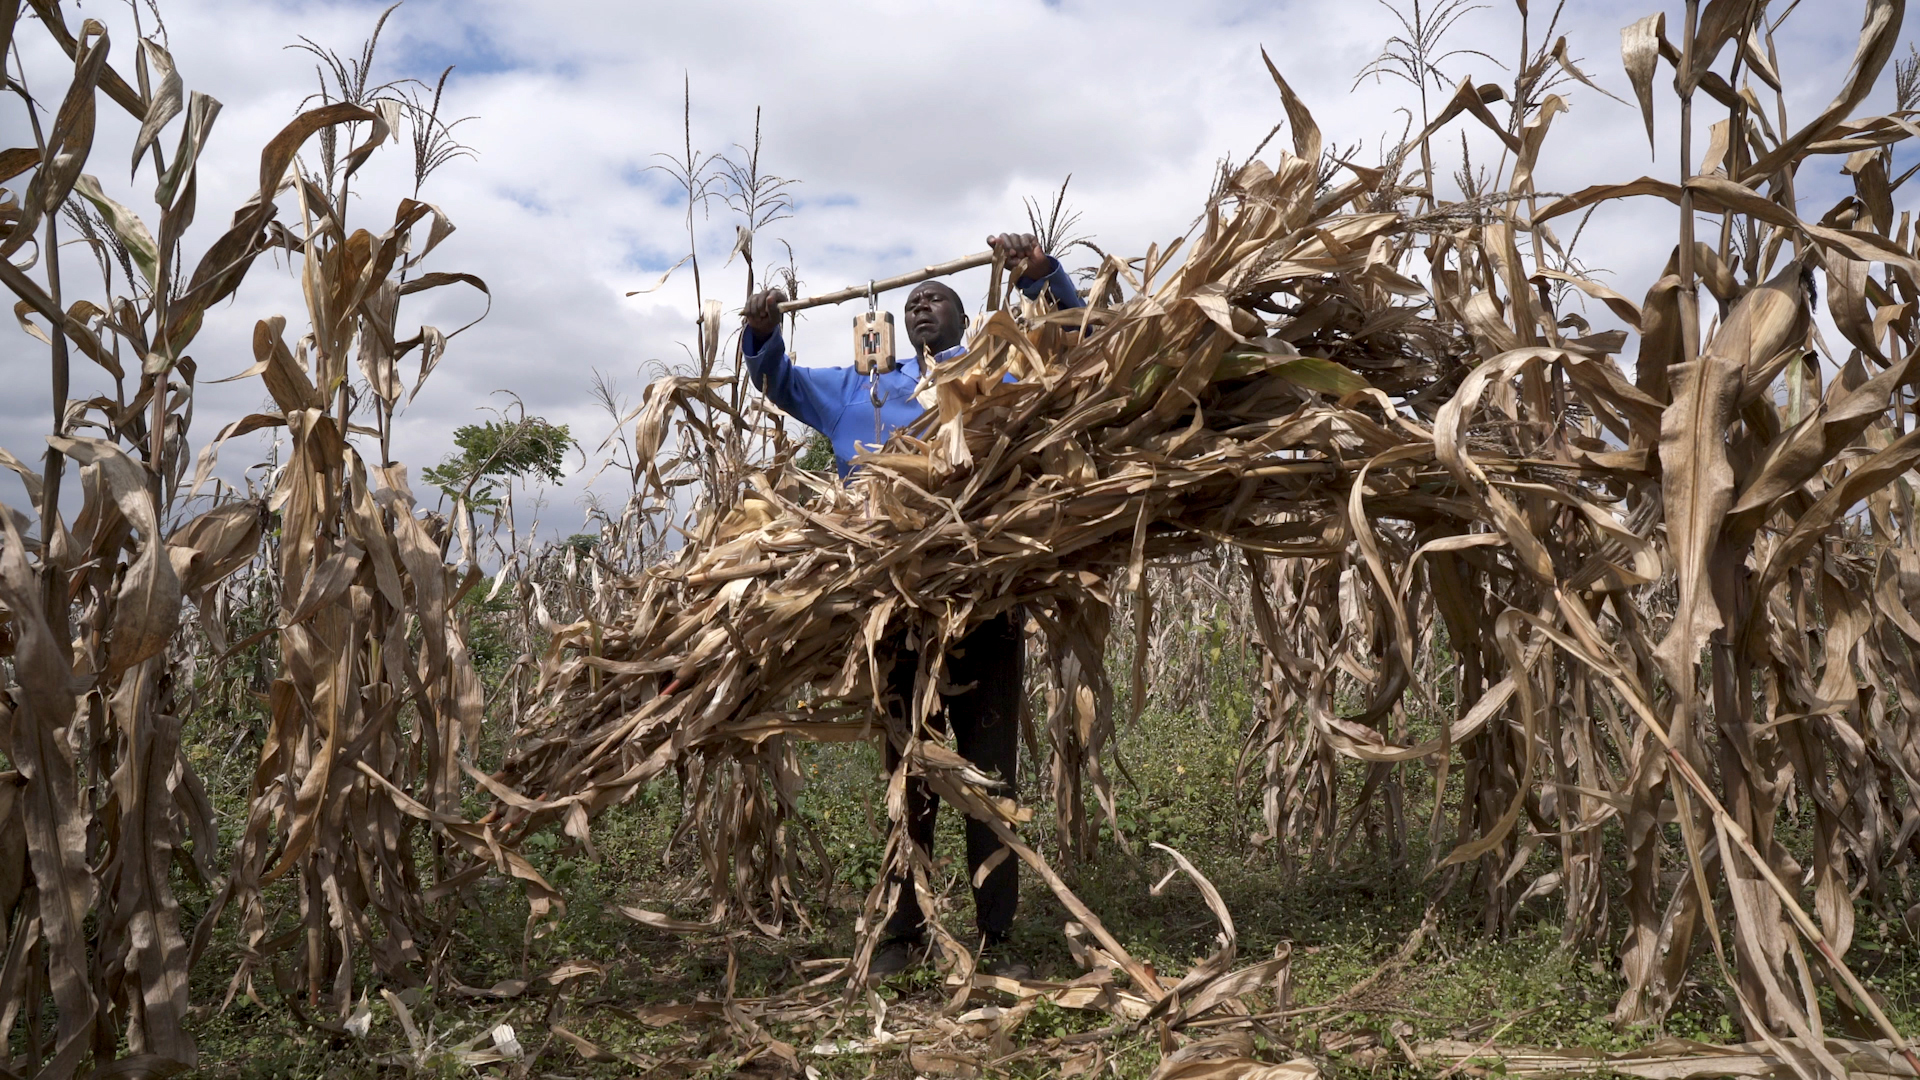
left=904, top=284, right=965, bottom=355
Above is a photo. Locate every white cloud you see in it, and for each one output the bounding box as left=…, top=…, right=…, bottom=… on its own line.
left=0, top=0, right=1896, bottom=538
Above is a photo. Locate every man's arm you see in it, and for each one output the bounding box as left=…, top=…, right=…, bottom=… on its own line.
left=740, top=289, right=857, bottom=433
left=1019, top=258, right=1085, bottom=309
left=988, top=232, right=1088, bottom=311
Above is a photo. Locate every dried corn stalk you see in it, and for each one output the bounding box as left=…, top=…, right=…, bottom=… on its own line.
left=0, top=3, right=287, bottom=1071
left=0, top=2, right=518, bottom=1072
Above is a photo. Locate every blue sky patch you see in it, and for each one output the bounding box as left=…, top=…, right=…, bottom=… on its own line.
left=796, top=193, right=859, bottom=210
left=497, top=187, right=551, bottom=216
left=398, top=20, right=518, bottom=79
left=619, top=163, right=693, bottom=208
left=623, top=244, right=687, bottom=274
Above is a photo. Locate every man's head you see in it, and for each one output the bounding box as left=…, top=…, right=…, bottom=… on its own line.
left=904, top=281, right=966, bottom=356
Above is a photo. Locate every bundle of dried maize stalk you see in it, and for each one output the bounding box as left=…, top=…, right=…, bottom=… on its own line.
left=504, top=28, right=1920, bottom=1061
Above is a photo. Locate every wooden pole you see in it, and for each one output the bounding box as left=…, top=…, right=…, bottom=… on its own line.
left=777, top=251, right=996, bottom=313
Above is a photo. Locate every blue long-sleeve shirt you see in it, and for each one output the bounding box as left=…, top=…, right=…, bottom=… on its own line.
left=744, top=259, right=1085, bottom=478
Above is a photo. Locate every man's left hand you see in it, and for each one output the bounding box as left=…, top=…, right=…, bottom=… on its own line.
left=987, top=232, right=1054, bottom=285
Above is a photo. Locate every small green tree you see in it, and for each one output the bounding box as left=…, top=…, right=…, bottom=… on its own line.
left=797, top=430, right=833, bottom=474
left=422, top=416, right=574, bottom=511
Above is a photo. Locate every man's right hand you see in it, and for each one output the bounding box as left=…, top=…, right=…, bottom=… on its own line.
left=987, top=232, right=1054, bottom=285
left=742, top=288, right=787, bottom=336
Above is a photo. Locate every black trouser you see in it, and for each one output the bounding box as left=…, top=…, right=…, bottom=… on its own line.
left=881, top=611, right=1023, bottom=942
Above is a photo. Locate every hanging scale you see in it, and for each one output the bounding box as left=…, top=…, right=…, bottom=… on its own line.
left=853, top=281, right=895, bottom=453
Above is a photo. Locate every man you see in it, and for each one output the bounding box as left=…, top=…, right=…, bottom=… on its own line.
left=739, top=233, right=1084, bottom=979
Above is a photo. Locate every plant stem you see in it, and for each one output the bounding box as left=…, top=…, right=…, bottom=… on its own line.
left=39, top=204, right=68, bottom=626
left=1677, top=0, right=1700, bottom=371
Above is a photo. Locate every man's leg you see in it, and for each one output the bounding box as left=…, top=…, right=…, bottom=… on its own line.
left=944, top=611, right=1024, bottom=942
left=882, top=646, right=943, bottom=941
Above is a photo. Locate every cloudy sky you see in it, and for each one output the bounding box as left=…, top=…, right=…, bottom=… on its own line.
left=1, top=0, right=1899, bottom=543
